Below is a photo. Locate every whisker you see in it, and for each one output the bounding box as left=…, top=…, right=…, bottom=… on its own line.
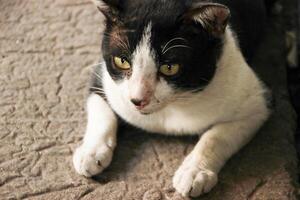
left=170, top=88, right=206, bottom=101
left=103, top=32, right=131, bottom=52
left=162, top=37, right=187, bottom=53
left=90, top=86, right=105, bottom=92
left=199, top=78, right=209, bottom=82
left=93, top=91, right=106, bottom=96
left=90, top=88, right=106, bottom=96
left=115, top=29, right=135, bottom=33
left=92, top=71, right=103, bottom=80
left=103, top=33, right=125, bottom=45
left=87, top=61, right=105, bottom=69
left=173, top=89, right=228, bottom=103
left=81, top=62, right=104, bottom=74
left=163, top=45, right=192, bottom=54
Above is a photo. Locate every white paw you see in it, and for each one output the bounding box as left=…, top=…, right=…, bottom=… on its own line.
left=173, top=157, right=218, bottom=197
left=73, top=141, right=114, bottom=177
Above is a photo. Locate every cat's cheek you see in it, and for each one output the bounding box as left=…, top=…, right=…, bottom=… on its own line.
left=118, top=80, right=137, bottom=109
left=154, top=79, right=176, bottom=104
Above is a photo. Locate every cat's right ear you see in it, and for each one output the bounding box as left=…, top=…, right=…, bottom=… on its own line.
left=91, top=0, right=121, bottom=22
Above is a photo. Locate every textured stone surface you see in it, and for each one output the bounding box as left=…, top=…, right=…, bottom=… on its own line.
left=0, top=0, right=298, bottom=199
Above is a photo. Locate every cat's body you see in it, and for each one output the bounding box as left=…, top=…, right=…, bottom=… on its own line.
left=73, top=0, right=271, bottom=197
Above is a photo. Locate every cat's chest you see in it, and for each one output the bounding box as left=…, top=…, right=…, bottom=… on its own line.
left=109, top=97, right=217, bottom=135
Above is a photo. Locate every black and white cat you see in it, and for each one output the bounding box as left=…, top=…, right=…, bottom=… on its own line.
left=73, top=0, right=270, bottom=197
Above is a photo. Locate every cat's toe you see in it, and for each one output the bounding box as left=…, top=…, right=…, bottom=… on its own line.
left=189, top=169, right=218, bottom=197
left=73, top=143, right=113, bottom=177
left=173, top=164, right=217, bottom=197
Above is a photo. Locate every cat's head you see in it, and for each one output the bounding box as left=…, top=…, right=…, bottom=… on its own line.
left=93, top=0, right=230, bottom=114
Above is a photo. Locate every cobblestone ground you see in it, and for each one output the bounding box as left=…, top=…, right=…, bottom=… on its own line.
left=0, top=0, right=298, bottom=200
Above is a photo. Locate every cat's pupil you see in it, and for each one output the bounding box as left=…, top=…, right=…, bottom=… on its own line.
left=167, top=65, right=172, bottom=71
left=121, top=57, right=126, bottom=63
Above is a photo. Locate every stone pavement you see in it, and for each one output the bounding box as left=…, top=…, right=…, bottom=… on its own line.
left=0, top=0, right=298, bottom=199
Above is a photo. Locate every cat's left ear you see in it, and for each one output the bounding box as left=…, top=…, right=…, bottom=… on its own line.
left=91, top=0, right=121, bottom=22
left=183, top=3, right=230, bottom=37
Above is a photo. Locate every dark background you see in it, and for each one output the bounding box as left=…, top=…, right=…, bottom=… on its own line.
left=286, top=0, right=300, bottom=183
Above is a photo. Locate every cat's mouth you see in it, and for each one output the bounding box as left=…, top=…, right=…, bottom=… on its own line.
left=135, top=102, right=165, bottom=115
left=139, top=111, right=151, bottom=115
left=135, top=106, right=155, bottom=115
left=136, top=108, right=152, bottom=115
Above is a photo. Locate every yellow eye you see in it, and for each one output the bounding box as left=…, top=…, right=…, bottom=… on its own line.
left=113, top=56, right=131, bottom=70
left=159, top=64, right=180, bottom=76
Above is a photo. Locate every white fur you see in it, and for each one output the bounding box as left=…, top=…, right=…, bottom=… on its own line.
left=74, top=26, right=270, bottom=197
left=128, top=23, right=157, bottom=101
left=73, top=94, right=117, bottom=177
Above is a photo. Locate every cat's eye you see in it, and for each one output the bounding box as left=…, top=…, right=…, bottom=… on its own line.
left=159, top=64, right=180, bottom=76
left=113, top=56, right=131, bottom=70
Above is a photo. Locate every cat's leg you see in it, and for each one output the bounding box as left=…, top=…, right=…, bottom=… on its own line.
left=73, top=93, right=117, bottom=177
left=173, top=114, right=268, bottom=197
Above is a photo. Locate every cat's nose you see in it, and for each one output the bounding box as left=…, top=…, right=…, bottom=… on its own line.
left=130, top=98, right=149, bottom=108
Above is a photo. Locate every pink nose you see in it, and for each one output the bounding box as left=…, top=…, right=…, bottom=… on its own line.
left=130, top=98, right=149, bottom=108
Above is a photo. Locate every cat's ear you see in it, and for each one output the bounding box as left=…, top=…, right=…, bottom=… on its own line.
left=91, top=0, right=121, bottom=22
left=183, top=2, right=230, bottom=37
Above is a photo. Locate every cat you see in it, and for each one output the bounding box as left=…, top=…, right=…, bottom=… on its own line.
left=73, top=0, right=271, bottom=197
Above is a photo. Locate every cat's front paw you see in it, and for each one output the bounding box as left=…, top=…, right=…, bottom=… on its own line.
left=73, top=141, right=114, bottom=177
left=173, top=160, right=218, bottom=197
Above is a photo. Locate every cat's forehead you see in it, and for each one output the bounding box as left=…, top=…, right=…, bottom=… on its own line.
left=103, top=0, right=195, bottom=54
left=108, top=22, right=187, bottom=61
left=107, top=24, right=174, bottom=59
